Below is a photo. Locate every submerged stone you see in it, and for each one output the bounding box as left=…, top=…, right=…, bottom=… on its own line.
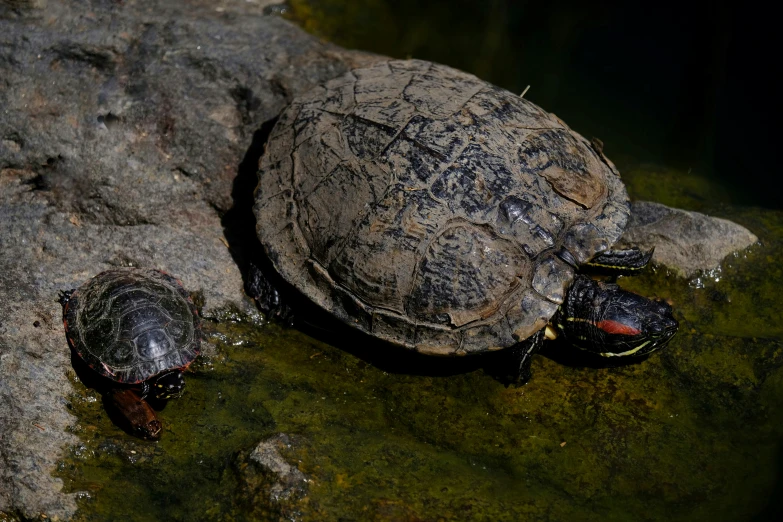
left=620, top=201, right=758, bottom=277
left=233, top=433, right=309, bottom=518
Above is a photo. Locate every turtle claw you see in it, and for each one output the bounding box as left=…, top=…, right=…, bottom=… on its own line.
left=586, top=247, right=655, bottom=275
left=58, top=289, right=73, bottom=307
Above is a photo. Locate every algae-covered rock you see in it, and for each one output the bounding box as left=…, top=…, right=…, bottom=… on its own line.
left=620, top=201, right=758, bottom=277
left=246, top=434, right=309, bottom=501
left=234, top=433, right=309, bottom=518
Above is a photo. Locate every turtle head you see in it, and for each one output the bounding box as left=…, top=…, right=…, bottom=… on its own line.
left=133, top=414, right=163, bottom=441
left=142, top=371, right=185, bottom=400
left=107, top=389, right=162, bottom=441
left=557, top=275, right=678, bottom=357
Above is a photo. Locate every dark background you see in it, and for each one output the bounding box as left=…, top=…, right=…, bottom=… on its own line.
left=290, top=0, right=779, bottom=208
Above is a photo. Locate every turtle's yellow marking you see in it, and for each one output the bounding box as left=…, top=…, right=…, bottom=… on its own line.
left=545, top=325, right=558, bottom=341
left=600, top=340, right=651, bottom=357
left=584, top=262, right=645, bottom=270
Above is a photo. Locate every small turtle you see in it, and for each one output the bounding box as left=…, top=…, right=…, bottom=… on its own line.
left=60, top=268, right=200, bottom=439
left=252, top=59, right=678, bottom=382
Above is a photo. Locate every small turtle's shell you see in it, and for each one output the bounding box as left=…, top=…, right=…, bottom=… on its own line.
left=63, top=268, right=200, bottom=384
left=255, top=59, right=629, bottom=355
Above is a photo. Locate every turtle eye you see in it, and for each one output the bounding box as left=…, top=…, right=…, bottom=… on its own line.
left=648, top=322, right=666, bottom=335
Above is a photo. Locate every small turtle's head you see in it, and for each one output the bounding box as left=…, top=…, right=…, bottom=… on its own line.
left=107, top=389, right=162, bottom=441
left=142, top=371, right=185, bottom=400
left=134, top=417, right=163, bottom=441
left=558, top=275, right=678, bottom=357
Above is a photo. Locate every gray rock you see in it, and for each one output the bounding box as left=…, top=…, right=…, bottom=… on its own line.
left=232, top=433, right=309, bottom=520
left=0, top=0, right=375, bottom=519
left=244, top=433, right=309, bottom=503
left=619, top=201, right=758, bottom=277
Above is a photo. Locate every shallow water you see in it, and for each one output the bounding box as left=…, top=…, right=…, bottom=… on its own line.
left=57, top=2, right=783, bottom=521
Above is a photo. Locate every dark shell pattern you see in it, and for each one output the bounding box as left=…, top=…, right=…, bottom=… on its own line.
left=63, top=268, right=200, bottom=384
left=255, top=59, right=630, bottom=355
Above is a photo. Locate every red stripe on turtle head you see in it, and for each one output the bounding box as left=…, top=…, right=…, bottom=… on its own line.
left=595, top=320, right=641, bottom=336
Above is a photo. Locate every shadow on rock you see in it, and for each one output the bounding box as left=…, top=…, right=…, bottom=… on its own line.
left=220, top=117, right=280, bottom=299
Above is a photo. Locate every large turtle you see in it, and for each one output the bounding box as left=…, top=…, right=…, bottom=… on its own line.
left=252, top=59, right=677, bottom=382
left=60, top=268, right=200, bottom=439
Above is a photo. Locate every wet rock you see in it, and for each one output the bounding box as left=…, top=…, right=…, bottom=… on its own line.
left=661, top=333, right=783, bottom=419
left=619, top=201, right=758, bottom=277
left=247, top=434, right=309, bottom=501
left=234, top=434, right=309, bottom=517
left=0, top=0, right=375, bottom=518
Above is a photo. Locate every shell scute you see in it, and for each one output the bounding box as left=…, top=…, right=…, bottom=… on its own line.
left=341, top=114, right=398, bottom=160
left=431, top=142, right=516, bottom=221
left=408, top=223, right=527, bottom=327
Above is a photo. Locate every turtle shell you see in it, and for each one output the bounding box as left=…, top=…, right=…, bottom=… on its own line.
left=63, top=268, right=200, bottom=383
left=254, top=59, right=629, bottom=355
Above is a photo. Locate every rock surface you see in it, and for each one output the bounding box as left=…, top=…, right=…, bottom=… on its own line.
left=0, top=0, right=374, bottom=519
left=247, top=434, right=309, bottom=501
left=234, top=433, right=309, bottom=517
left=619, top=201, right=758, bottom=277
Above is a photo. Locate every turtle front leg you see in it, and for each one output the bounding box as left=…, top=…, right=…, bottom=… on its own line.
left=108, top=389, right=162, bottom=441
left=485, top=329, right=545, bottom=386
left=584, top=247, right=654, bottom=275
